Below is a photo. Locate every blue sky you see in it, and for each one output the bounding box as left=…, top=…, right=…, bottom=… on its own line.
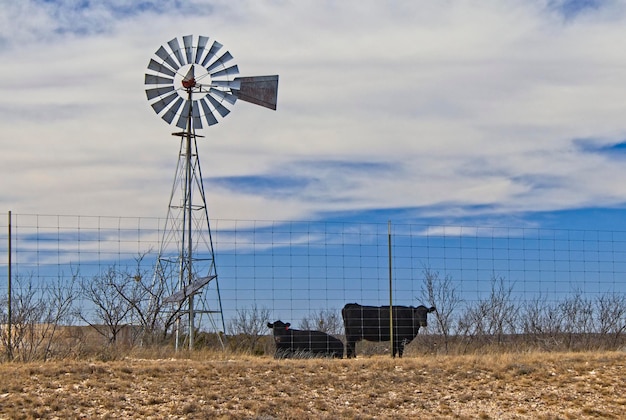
left=2, top=0, right=626, bottom=232
left=4, top=0, right=626, bottom=331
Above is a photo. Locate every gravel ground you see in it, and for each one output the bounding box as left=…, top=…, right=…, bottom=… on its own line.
left=1, top=351, right=625, bottom=419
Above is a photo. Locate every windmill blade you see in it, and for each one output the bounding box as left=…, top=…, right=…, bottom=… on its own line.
left=146, top=85, right=175, bottom=101
left=205, top=93, right=231, bottom=117
left=194, top=36, right=209, bottom=64
left=145, top=74, right=174, bottom=86
left=162, top=97, right=184, bottom=124
left=232, top=75, right=279, bottom=110
left=209, top=87, right=237, bottom=105
left=192, top=100, right=203, bottom=129
left=199, top=98, right=219, bottom=126
left=150, top=91, right=179, bottom=114
left=209, top=79, right=241, bottom=90
left=155, top=45, right=180, bottom=71
left=210, top=64, right=239, bottom=79
left=175, top=100, right=192, bottom=129
left=206, top=51, right=234, bottom=73
left=168, top=37, right=186, bottom=67
left=183, top=35, right=194, bottom=65
left=148, top=59, right=176, bottom=77
left=201, top=41, right=223, bottom=67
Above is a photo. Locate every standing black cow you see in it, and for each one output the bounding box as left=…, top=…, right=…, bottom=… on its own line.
left=267, top=320, right=343, bottom=358
left=342, top=303, right=436, bottom=358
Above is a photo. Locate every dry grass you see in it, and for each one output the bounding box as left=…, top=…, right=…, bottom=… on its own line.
left=1, top=350, right=625, bottom=419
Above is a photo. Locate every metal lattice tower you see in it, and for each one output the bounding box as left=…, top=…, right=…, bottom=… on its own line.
left=144, top=35, right=278, bottom=350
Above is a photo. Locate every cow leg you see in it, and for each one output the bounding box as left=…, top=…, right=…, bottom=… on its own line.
left=345, top=338, right=356, bottom=358
left=397, top=341, right=404, bottom=358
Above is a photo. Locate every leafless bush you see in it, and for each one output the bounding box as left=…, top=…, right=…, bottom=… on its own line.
left=520, top=296, right=565, bottom=350
left=1, top=274, right=77, bottom=361
left=519, top=291, right=626, bottom=351
left=0, top=299, right=5, bottom=358
left=457, top=275, right=518, bottom=351
left=107, top=253, right=173, bottom=345
left=558, top=290, right=595, bottom=349
left=75, top=253, right=178, bottom=347
left=76, top=266, right=138, bottom=345
left=419, top=267, right=463, bottom=353
left=299, top=308, right=343, bottom=336
left=594, top=292, right=626, bottom=347
left=227, top=304, right=271, bottom=354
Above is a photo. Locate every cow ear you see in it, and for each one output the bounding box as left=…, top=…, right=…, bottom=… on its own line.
left=267, top=322, right=273, bottom=328
left=429, top=307, right=436, bottom=313
left=286, top=323, right=291, bottom=330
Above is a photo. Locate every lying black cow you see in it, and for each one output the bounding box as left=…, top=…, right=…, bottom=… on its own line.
left=267, top=320, right=343, bottom=358
left=342, top=303, right=436, bottom=358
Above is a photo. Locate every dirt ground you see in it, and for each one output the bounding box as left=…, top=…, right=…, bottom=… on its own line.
left=1, top=351, right=625, bottom=419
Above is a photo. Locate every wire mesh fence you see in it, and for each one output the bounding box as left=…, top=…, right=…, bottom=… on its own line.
left=1, top=212, right=626, bottom=357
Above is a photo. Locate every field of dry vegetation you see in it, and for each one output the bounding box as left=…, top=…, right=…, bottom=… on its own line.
left=1, top=349, right=625, bottom=419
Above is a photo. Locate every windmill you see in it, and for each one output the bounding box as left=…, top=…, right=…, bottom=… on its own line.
left=144, top=35, right=278, bottom=350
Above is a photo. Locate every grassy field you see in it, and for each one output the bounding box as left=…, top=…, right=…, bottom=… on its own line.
left=1, top=350, right=625, bottom=419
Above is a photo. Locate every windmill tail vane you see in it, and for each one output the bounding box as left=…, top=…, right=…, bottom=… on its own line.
left=233, top=75, right=279, bottom=110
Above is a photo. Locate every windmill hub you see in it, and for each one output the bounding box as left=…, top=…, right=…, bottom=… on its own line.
left=181, top=75, right=196, bottom=89
left=174, top=64, right=210, bottom=98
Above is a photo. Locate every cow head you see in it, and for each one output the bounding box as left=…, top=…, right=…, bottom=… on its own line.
left=413, top=305, right=436, bottom=327
left=267, top=320, right=291, bottom=343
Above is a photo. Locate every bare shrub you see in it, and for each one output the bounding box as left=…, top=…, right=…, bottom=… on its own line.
left=519, top=291, right=626, bottom=352
left=299, top=308, right=343, bottom=336
left=1, top=274, right=77, bottom=361
left=106, top=253, right=172, bottom=345
left=227, top=304, right=271, bottom=354
left=559, top=290, right=594, bottom=350
left=520, top=296, right=565, bottom=351
left=419, top=267, right=463, bottom=353
left=77, top=266, right=137, bottom=345
left=0, top=298, right=6, bottom=359
left=75, top=253, right=179, bottom=348
left=457, top=275, right=518, bottom=352
left=594, top=292, right=626, bottom=348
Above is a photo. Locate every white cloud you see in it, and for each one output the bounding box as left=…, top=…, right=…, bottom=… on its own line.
left=1, top=0, right=626, bottom=223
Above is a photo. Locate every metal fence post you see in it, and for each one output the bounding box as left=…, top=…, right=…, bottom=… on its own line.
left=7, top=211, right=12, bottom=361
left=388, top=220, right=393, bottom=358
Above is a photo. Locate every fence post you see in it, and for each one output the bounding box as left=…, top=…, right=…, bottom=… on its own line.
left=7, top=211, right=12, bottom=361
left=388, top=220, right=393, bottom=358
